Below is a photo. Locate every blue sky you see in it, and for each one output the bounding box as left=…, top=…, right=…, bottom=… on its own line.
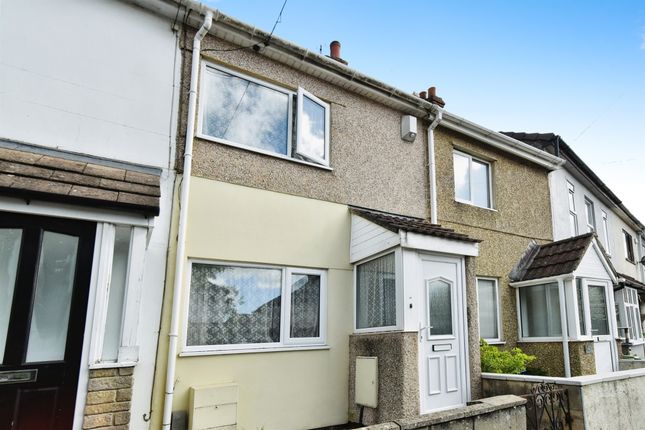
left=206, top=0, right=645, bottom=222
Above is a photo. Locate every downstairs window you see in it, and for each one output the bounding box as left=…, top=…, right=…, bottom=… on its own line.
left=186, top=262, right=326, bottom=351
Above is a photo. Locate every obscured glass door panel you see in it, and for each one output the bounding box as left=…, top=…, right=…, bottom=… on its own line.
left=0, top=229, right=22, bottom=364
left=25, top=231, right=79, bottom=362
left=589, top=285, right=609, bottom=336
left=428, top=279, right=453, bottom=336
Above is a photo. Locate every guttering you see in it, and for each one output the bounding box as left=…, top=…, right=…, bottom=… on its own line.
left=126, top=0, right=564, bottom=171
left=162, top=9, right=213, bottom=429
left=427, top=105, right=443, bottom=224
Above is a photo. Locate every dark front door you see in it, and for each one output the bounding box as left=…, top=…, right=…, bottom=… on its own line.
left=0, top=213, right=95, bottom=430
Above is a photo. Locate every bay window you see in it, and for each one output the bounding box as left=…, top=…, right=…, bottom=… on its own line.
left=199, top=63, right=331, bottom=167
left=186, top=262, right=326, bottom=351
left=355, top=252, right=397, bottom=330
left=519, top=283, right=562, bottom=338
left=616, top=287, right=642, bottom=341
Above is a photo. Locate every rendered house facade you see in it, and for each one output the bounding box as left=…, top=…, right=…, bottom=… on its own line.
left=135, top=2, right=565, bottom=429
left=0, top=0, right=180, bottom=428
left=504, top=132, right=645, bottom=374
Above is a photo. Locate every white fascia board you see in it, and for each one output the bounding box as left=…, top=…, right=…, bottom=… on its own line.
left=573, top=240, right=618, bottom=284
left=129, top=0, right=566, bottom=171
left=440, top=112, right=564, bottom=170
left=510, top=275, right=571, bottom=288
left=400, top=231, right=479, bottom=257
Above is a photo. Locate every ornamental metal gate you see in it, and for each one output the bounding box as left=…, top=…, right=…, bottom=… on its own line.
left=521, top=383, right=572, bottom=430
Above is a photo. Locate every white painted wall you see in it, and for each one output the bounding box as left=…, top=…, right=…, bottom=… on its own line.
left=0, top=1, right=179, bottom=429
left=549, top=169, right=642, bottom=281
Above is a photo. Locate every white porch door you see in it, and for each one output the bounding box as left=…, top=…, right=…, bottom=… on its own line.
left=419, top=256, right=468, bottom=413
left=588, top=283, right=614, bottom=373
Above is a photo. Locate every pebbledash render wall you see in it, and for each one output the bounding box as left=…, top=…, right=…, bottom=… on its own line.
left=433, top=127, right=554, bottom=352
left=180, top=29, right=429, bottom=219
left=148, top=28, right=489, bottom=430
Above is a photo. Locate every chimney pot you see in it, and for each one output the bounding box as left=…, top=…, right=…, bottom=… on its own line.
left=419, top=91, right=427, bottom=99
left=330, top=41, right=341, bottom=59
left=428, top=86, right=437, bottom=97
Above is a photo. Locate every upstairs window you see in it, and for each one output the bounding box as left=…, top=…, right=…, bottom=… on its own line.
left=567, top=181, right=578, bottom=236
left=584, top=197, right=596, bottom=232
left=199, top=64, right=330, bottom=167
left=453, top=151, right=492, bottom=208
left=601, top=210, right=611, bottom=254
left=624, top=230, right=635, bottom=263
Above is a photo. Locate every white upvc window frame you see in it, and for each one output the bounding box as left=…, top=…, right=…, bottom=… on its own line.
left=88, top=223, right=147, bottom=367
left=617, top=287, right=643, bottom=343
left=516, top=282, right=563, bottom=342
left=601, top=210, right=611, bottom=255
left=584, top=196, right=596, bottom=233
left=624, top=230, right=635, bottom=263
left=476, top=277, right=502, bottom=343
left=197, top=61, right=332, bottom=169
left=567, top=181, right=578, bottom=237
left=295, top=87, right=331, bottom=166
left=353, top=248, right=404, bottom=334
left=452, top=150, right=494, bottom=209
left=182, top=259, right=327, bottom=354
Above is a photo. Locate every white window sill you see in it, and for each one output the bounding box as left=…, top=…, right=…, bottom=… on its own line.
left=196, top=133, right=333, bottom=171
left=179, top=345, right=330, bottom=357
left=484, top=340, right=506, bottom=345
left=518, top=338, right=563, bottom=343
left=454, top=199, right=497, bottom=212
left=89, top=361, right=137, bottom=370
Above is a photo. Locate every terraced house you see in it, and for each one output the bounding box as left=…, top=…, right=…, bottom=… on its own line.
left=503, top=132, right=645, bottom=376
left=0, top=0, right=180, bottom=428
left=129, top=1, right=568, bottom=429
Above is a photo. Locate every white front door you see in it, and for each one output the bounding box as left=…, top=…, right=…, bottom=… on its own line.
left=588, top=283, right=614, bottom=373
left=419, top=255, right=468, bottom=413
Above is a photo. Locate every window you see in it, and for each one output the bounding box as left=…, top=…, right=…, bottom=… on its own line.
left=356, top=252, right=396, bottom=330
left=477, top=278, right=500, bottom=341
left=624, top=230, right=635, bottom=263
left=200, top=64, right=330, bottom=167
left=186, top=262, right=326, bottom=351
left=588, top=284, right=609, bottom=336
left=453, top=151, right=492, bottom=208
left=618, top=287, right=642, bottom=341
left=576, top=279, right=587, bottom=336
left=519, top=283, right=562, bottom=338
left=567, top=181, right=578, bottom=236
left=601, top=210, right=610, bottom=254
left=584, top=197, right=596, bottom=232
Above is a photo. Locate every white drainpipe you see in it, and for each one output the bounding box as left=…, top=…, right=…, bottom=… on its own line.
left=162, top=10, right=213, bottom=429
left=557, top=278, right=571, bottom=377
left=427, top=104, right=443, bottom=224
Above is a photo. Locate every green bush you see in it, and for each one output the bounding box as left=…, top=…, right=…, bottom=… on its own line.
left=480, top=340, right=536, bottom=374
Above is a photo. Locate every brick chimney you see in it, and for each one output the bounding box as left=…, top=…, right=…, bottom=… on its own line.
left=327, top=41, right=348, bottom=65
left=417, top=86, right=445, bottom=107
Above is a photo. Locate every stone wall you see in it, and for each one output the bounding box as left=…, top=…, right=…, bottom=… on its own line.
left=83, top=367, right=134, bottom=429
left=358, top=395, right=526, bottom=430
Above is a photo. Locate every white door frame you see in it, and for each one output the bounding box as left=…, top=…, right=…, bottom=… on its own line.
left=585, top=279, right=618, bottom=372
left=417, top=252, right=470, bottom=413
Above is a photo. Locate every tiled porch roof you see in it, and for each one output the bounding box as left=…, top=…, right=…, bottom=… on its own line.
left=617, top=272, right=645, bottom=292
left=0, top=143, right=161, bottom=215
left=512, top=233, right=597, bottom=282
left=351, top=207, right=480, bottom=243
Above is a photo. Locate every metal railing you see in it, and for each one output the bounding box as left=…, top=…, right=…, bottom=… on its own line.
left=521, top=382, right=572, bottom=430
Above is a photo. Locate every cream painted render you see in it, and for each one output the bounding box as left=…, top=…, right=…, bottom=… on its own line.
left=150, top=178, right=354, bottom=430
